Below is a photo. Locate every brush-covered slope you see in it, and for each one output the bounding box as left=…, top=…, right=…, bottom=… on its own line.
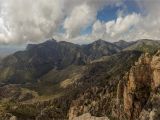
left=0, top=51, right=142, bottom=120
left=35, top=65, right=87, bottom=96
left=35, top=51, right=142, bottom=96
left=114, top=40, right=135, bottom=49
left=0, top=39, right=121, bottom=84
left=124, top=39, right=160, bottom=53
left=82, top=39, right=121, bottom=59
left=68, top=51, right=142, bottom=119
left=0, top=40, right=86, bottom=84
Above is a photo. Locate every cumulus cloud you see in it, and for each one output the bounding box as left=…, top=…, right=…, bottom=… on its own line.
left=87, top=0, right=160, bottom=42
left=105, top=13, right=142, bottom=38
left=64, top=4, right=96, bottom=38
left=0, top=0, right=64, bottom=44
left=0, top=0, right=160, bottom=44
left=89, top=13, right=142, bottom=41
left=93, top=20, right=106, bottom=34
left=0, top=0, right=122, bottom=44
left=63, top=0, right=122, bottom=39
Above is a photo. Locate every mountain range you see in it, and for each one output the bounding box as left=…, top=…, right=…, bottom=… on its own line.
left=0, top=39, right=160, bottom=120
left=1, top=39, right=160, bottom=84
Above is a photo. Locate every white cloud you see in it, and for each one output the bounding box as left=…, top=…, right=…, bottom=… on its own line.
left=0, top=0, right=122, bottom=44
left=0, top=0, right=121, bottom=43
left=86, top=0, right=160, bottom=42
left=63, top=0, right=122, bottom=39
left=88, top=13, right=142, bottom=42
left=0, top=0, right=160, bottom=44
left=93, top=20, right=106, bottom=34
left=64, top=4, right=96, bottom=38
left=0, top=0, right=64, bottom=44
left=106, top=13, right=142, bottom=37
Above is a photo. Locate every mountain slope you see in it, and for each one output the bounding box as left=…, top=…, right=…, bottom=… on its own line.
left=69, top=50, right=160, bottom=120
left=124, top=39, right=160, bottom=53
left=0, top=39, right=121, bottom=84
left=0, top=40, right=86, bottom=84
left=0, top=51, right=142, bottom=120
left=68, top=51, right=142, bottom=119
left=36, top=65, right=87, bottom=96
left=82, top=39, right=121, bottom=60
left=114, top=40, right=135, bottom=49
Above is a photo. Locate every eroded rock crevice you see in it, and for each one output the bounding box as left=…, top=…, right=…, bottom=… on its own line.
left=117, top=50, right=160, bottom=120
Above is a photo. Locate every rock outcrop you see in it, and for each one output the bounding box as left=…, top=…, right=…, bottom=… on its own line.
left=138, top=50, right=160, bottom=120
left=71, top=113, right=109, bottom=120
left=123, top=53, right=152, bottom=119
left=67, top=51, right=142, bottom=120
left=117, top=50, right=160, bottom=120
left=151, top=50, right=160, bottom=89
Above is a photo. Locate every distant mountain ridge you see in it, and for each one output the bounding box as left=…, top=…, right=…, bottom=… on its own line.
left=0, top=39, right=160, bottom=84
left=114, top=40, right=136, bottom=49
left=124, top=39, right=160, bottom=53
left=0, top=39, right=121, bottom=84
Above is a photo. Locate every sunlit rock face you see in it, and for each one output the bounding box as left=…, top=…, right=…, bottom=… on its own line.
left=123, top=53, right=152, bottom=120
left=138, top=50, right=160, bottom=120
left=151, top=50, right=160, bottom=89
left=121, top=51, right=160, bottom=120
left=70, top=113, right=109, bottom=120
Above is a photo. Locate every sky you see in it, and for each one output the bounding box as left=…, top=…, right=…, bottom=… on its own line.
left=0, top=0, right=160, bottom=45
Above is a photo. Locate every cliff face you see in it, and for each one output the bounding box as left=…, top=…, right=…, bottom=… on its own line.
left=122, top=50, right=160, bottom=120
left=151, top=50, right=160, bottom=89
left=138, top=51, right=160, bottom=120
left=123, top=53, right=152, bottom=119
left=68, top=50, right=160, bottom=120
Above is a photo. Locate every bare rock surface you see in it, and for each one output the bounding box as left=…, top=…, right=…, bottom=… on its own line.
left=71, top=113, right=109, bottom=120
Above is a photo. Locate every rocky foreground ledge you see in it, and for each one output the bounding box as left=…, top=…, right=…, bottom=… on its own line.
left=72, top=113, right=109, bottom=120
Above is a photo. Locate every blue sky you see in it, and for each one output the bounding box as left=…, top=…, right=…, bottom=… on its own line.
left=81, top=0, right=141, bottom=36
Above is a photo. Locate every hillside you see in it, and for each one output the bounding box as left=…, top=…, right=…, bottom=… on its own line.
left=82, top=39, right=121, bottom=59
left=124, top=39, right=160, bottom=53
left=0, top=39, right=160, bottom=120
left=0, top=50, right=142, bottom=120
left=0, top=39, right=122, bottom=84
left=114, top=40, right=135, bottom=49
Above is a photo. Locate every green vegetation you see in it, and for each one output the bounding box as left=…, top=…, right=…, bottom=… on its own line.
left=124, top=39, right=160, bottom=54
left=4, top=102, right=38, bottom=119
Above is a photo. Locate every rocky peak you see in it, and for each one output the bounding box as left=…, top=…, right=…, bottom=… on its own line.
left=26, top=39, right=57, bottom=50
